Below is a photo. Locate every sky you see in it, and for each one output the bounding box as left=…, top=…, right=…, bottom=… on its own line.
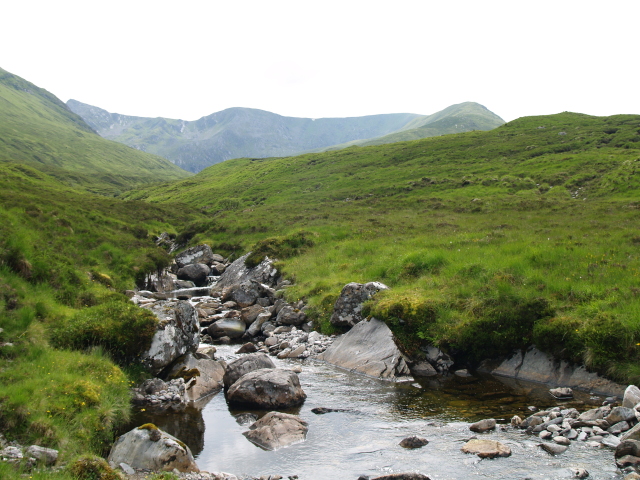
left=2, top=0, right=639, bottom=123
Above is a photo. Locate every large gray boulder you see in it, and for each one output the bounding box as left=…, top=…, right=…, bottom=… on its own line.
left=175, top=244, right=221, bottom=268
left=276, top=305, right=307, bottom=326
left=207, top=318, right=246, bottom=339
left=108, top=425, right=198, bottom=473
left=247, top=312, right=272, bottom=337
left=223, top=352, right=276, bottom=390
left=165, top=353, right=225, bottom=402
left=226, top=368, right=307, bottom=409
left=624, top=385, right=640, bottom=408
left=213, top=253, right=280, bottom=290
left=242, top=412, right=308, bottom=450
left=318, top=317, right=412, bottom=381
left=330, top=282, right=389, bottom=328
left=141, top=301, right=200, bottom=375
left=177, top=263, right=211, bottom=287
left=221, top=283, right=261, bottom=308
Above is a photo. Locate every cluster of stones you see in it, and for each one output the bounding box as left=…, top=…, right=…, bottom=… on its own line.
left=261, top=328, right=334, bottom=359
left=0, top=434, right=58, bottom=470
left=130, top=377, right=189, bottom=410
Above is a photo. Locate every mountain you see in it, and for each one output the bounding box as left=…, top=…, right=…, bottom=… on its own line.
left=67, top=100, right=504, bottom=173
left=0, top=67, right=190, bottom=195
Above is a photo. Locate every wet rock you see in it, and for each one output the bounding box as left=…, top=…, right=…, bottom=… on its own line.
left=318, top=317, right=412, bottom=381
left=539, top=443, right=568, bottom=455
left=227, top=368, right=307, bottom=409
left=234, top=413, right=259, bottom=426
left=330, top=281, right=389, bottom=328
left=107, top=425, right=198, bottom=472
left=242, top=412, right=308, bottom=450
left=311, top=407, right=349, bottom=414
left=247, top=312, right=272, bottom=337
left=410, top=361, right=437, bottom=377
left=175, top=244, right=219, bottom=268
left=207, top=318, right=246, bottom=339
left=141, top=301, right=200, bottom=375
left=166, top=353, right=225, bottom=402
left=177, top=264, right=211, bottom=287
left=25, top=445, right=58, bottom=465
left=236, top=342, right=258, bottom=354
left=461, top=439, right=511, bottom=458
left=399, top=436, right=429, bottom=448
left=223, top=353, right=276, bottom=390
left=371, top=475, right=431, bottom=480
left=570, top=468, right=589, bottom=479
left=550, top=387, right=573, bottom=399
left=470, top=418, right=496, bottom=433
left=520, top=415, right=544, bottom=429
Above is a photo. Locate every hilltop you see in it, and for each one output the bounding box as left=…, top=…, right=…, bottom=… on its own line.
left=0, top=67, right=190, bottom=195
left=67, top=100, right=504, bottom=173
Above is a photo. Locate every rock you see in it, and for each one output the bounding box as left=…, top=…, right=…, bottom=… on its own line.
left=107, top=424, right=198, bottom=473
left=141, top=301, right=200, bottom=375
left=539, top=431, right=552, bottom=440
left=234, top=413, right=259, bottom=426
left=609, top=421, right=631, bottom=435
left=247, top=312, right=272, bottom=337
left=461, top=439, right=511, bottom=458
left=176, top=264, right=211, bottom=287
left=454, top=369, right=472, bottom=377
left=175, top=245, right=219, bottom=268
left=624, top=473, right=640, bottom=480
left=311, top=407, right=348, bottom=414
left=318, top=317, right=412, bottom=381
left=288, top=345, right=306, bottom=358
left=602, top=435, right=621, bottom=448
left=196, top=345, right=216, bottom=359
left=165, top=353, right=225, bottom=402
left=25, top=445, right=58, bottom=465
left=550, top=387, right=573, bottom=399
left=617, top=455, right=640, bottom=468
left=241, top=305, right=267, bottom=325
left=399, top=436, right=429, bottom=448
left=214, top=253, right=280, bottom=290
left=227, top=368, right=307, bottom=409
left=553, top=436, right=571, bottom=446
left=222, top=283, right=260, bottom=308
left=616, top=439, right=640, bottom=458
left=207, top=318, right=246, bottom=339
left=236, top=342, right=258, bottom=354
left=242, top=412, right=308, bottom=450
left=470, top=418, right=496, bottom=433
left=410, top=362, right=437, bottom=377
left=371, top=475, right=431, bottom=480
left=520, top=415, right=544, bottom=429
left=175, top=279, right=196, bottom=289
left=330, top=282, right=389, bottom=328
left=570, top=468, right=589, bottom=479
left=607, top=406, right=636, bottom=424
left=578, top=407, right=608, bottom=422
left=539, top=443, right=568, bottom=455
left=624, top=385, right=640, bottom=408
left=211, top=262, right=226, bottom=275
left=276, top=305, right=307, bottom=326
left=223, top=353, right=276, bottom=390
left=621, top=422, right=640, bottom=442
left=118, top=462, right=135, bottom=475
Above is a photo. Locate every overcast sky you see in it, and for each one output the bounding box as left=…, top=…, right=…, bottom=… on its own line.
left=2, top=1, right=638, bottom=123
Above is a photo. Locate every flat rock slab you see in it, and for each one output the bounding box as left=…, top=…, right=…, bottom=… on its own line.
left=318, top=317, right=412, bottom=381
left=461, top=439, right=511, bottom=458
left=243, top=411, right=308, bottom=451
left=227, top=368, right=306, bottom=409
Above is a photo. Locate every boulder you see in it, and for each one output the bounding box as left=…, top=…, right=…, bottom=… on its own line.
left=226, top=368, right=307, bottom=409
left=177, top=264, right=211, bottom=287
left=461, top=439, right=511, bottom=458
left=539, top=443, right=568, bottom=455
left=141, top=301, right=200, bottom=375
left=207, top=318, right=246, bottom=339
left=621, top=422, right=640, bottom=442
left=330, top=281, right=389, bottom=328
left=276, top=305, right=307, bottom=326
left=616, top=439, right=640, bottom=458
left=247, top=312, right=272, bottom=337
left=399, top=436, right=429, bottom=448
left=242, top=412, right=308, bottom=450
left=470, top=418, right=496, bottom=433
left=221, top=283, right=260, bottom=308
left=175, top=244, right=218, bottom=268
left=550, top=387, right=573, bottom=399
left=235, top=342, right=258, bottom=354
left=165, top=353, right=225, bottom=402
left=241, top=305, right=267, bottom=325
left=318, top=317, right=412, bottom=381
left=213, top=253, right=280, bottom=290
left=107, top=424, right=198, bottom=473
left=624, top=385, right=640, bottom=408
left=223, top=353, right=276, bottom=390
left=210, top=262, right=226, bottom=275
left=25, top=445, right=58, bottom=465
left=607, top=407, right=636, bottom=424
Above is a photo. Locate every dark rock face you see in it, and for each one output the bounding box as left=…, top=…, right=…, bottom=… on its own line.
left=226, top=368, right=307, bottom=409
left=318, top=317, right=412, bottom=381
left=330, top=282, right=389, bottom=328
left=223, top=353, right=276, bottom=390
left=242, top=411, right=308, bottom=451
left=177, top=263, right=211, bottom=287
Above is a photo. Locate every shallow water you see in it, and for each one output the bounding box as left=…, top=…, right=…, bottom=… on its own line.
left=131, top=346, right=621, bottom=479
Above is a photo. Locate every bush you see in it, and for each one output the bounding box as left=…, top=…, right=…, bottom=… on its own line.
left=68, top=455, right=119, bottom=480
left=49, top=299, right=158, bottom=364
left=580, top=313, right=639, bottom=370
left=532, top=315, right=584, bottom=363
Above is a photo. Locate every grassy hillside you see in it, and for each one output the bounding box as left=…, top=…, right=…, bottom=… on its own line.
left=0, top=68, right=190, bottom=195
left=0, top=161, right=202, bottom=465
left=127, top=111, right=640, bottom=382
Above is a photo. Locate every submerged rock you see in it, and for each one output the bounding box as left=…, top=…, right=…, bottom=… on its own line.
left=399, top=436, right=429, bottom=449
left=242, top=412, right=308, bottom=450
left=461, top=439, right=511, bottom=458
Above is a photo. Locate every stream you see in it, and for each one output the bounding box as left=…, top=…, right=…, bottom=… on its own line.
left=130, top=345, right=621, bottom=479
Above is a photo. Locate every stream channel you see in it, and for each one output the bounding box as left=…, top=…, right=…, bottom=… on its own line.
left=131, top=345, right=620, bottom=480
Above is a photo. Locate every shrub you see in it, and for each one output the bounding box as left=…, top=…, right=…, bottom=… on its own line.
left=49, top=299, right=158, bottom=364
left=532, top=316, right=584, bottom=363
left=68, top=455, right=119, bottom=480
left=580, top=313, right=639, bottom=370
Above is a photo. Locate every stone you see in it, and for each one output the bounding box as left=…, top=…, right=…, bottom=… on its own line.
left=607, top=407, right=636, bottom=424
left=214, top=253, right=280, bottom=290
left=550, top=387, right=573, bottom=399
left=118, top=462, right=135, bottom=475
left=223, top=353, right=276, bottom=390
left=222, top=283, right=260, bottom=308
left=207, top=318, right=246, bottom=339
left=107, top=425, right=198, bottom=473
left=177, top=264, right=211, bottom=287
left=196, top=345, right=216, bottom=359
left=454, top=369, right=472, bottom=377
left=621, top=422, right=640, bottom=442
left=236, top=342, right=258, bottom=354
left=276, top=305, right=307, bottom=326
left=470, top=418, right=496, bottom=433
left=330, top=281, right=389, bottom=328
left=227, top=368, right=307, bottom=409
left=210, top=262, right=226, bottom=275
left=616, top=439, right=640, bottom=458
left=461, top=439, right=511, bottom=458
left=617, top=455, right=640, bottom=468
left=539, top=431, right=552, bottom=440
left=602, top=435, right=621, bottom=448
left=242, top=412, right=308, bottom=450
left=410, top=362, right=437, bottom=377
left=25, top=445, right=58, bottom=465
left=241, top=305, right=267, bottom=326
left=318, top=317, right=412, bottom=381
left=175, top=245, right=221, bottom=268
left=288, top=345, right=306, bottom=358
left=141, top=301, right=200, bottom=375
left=624, top=385, right=640, bottom=408
left=399, top=436, right=429, bottom=448
left=624, top=473, right=640, bottom=480
left=539, top=443, right=568, bottom=455
left=165, top=353, right=225, bottom=402
left=570, top=468, right=589, bottom=479
left=553, top=436, right=571, bottom=446
left=520, top=415, right=544, bottom=429
left=247, top=312, right=272, bottom=337
left=371, top=475, right=431, bottom=480
left=609, top=421, right=631, bottom=435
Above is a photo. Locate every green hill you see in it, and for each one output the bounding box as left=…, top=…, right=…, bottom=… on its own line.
left=67, top=100, right=504, bottom=173
left=0, top=67, right=190, bottom=195
left=126, top=111, right=640, bottom=381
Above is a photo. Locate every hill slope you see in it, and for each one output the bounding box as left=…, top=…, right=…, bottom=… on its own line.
left=0, top=67, right=190, bottom=195
left=67, top=100, right=504, bottom=173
